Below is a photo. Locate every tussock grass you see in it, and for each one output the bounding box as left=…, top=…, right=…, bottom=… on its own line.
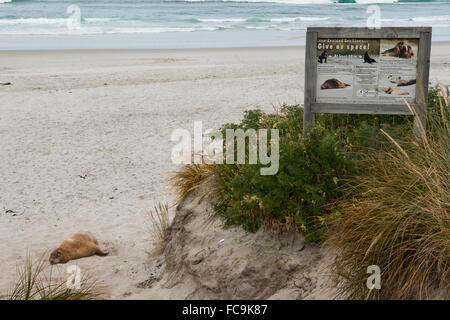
left=170, top=164, right=216, bottom=204
left=148, top=202, right=171, bottom=256
left=4, top=253, right=101, bottom=300
left=328, top=87, right=450, bottom=299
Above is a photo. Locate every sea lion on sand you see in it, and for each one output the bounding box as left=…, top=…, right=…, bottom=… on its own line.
left=388, top=75, right=416, bottom=86
left=388, top=75, right=401, bottom=84
left=364, top=51, right=377, bottom=64
left=49, top=232, right=108, bottom=264
left=397, top=79, right=416, bottom=87
left=321, top=78, right=350, bottom=90
left=399, top=45, right=414, bottom=59
left=382, top=41, right=403, bottom=57
left=383, top=42, right=414, bottom=59
left=382, top=87, right=408, bottom=96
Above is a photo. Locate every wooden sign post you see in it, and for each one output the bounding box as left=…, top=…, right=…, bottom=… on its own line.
left=303, top=27, right=432, bottom=136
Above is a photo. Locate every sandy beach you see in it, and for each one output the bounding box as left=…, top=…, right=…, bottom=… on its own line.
left=0, top=44, right=449, bottom=299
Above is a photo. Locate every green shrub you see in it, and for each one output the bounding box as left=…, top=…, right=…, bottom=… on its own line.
left=212, top=105, right=413, bottom=243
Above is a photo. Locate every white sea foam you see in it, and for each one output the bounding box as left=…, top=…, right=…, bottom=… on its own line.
left=198, top=18, right=247, bottom=22
left=197, top=16, right=328, bottom=23
left=0, top=18, right=67, bottom=25
left=84, top=18, right=119, bottom=23
left=0, top=26, right=225, bottom=35
left=270, top=16, right=329, bottom=22
left=270, top=17, right=297, bottom=22
left=412, top=15, right=450, bottom=22
left=218, top=0, right=398, bottom=4
left=220, top=0, right=332, bottom=3
left=0, top=17, right=124, bottom=26
left=299, top=17, right=329, bottom=21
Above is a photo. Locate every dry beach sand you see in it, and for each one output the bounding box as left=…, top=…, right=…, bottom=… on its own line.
left=0, top=44, right=449, bottom=299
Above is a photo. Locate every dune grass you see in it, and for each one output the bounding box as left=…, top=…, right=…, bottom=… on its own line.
left=147, top=202, right=171, bottom=256
left=4, top=253, right=101, bottom=300
left=327, top=87, right=449, bottom=299
left=170, top=163, right=216, bottom=204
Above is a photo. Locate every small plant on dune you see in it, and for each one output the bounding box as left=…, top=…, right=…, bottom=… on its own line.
left=148, top=202, right=171, bottom=256
left=328, top=87, right=449, bottom=299
left=4, top=253, right=101, bottom=300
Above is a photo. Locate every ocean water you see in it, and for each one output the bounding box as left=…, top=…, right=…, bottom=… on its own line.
left=0, top=0, right=449, bottom=49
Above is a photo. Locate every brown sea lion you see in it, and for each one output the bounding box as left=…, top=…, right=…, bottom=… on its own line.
left=397, top=79, right=416, bottom=87
left=320, top=78, right=350, bottom=90
left=383, top=42, right=414, bottom=59
left=399, top=45, right=414, bottom=59
left=382, top=87, right=408, bottom=95
left=382, top=41, right=403, bottom=57
left=408, top=45, right=414, bottom=57
left=49, top=232, right=108, bottom=264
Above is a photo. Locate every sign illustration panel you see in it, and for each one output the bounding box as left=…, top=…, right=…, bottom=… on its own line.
left=315, top=38, right=418, bottom=104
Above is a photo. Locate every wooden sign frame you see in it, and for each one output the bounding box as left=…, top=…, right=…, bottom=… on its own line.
left=303, top=27, right=432, bottom=135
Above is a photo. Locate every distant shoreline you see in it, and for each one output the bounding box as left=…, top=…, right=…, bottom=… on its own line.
left=1, top=28, right=449, bottom=51
left=1, top=40, right=449, bottom=53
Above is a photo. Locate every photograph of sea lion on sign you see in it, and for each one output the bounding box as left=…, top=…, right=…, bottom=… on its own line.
left=316, top=38, right=418, bottom=104
left=316, top=38, right=381, bottom=103
left=321, top=78, right=351, bottom=90
left=378, top=72, right=417, bottom=100
left=316, top=38, right=380, bottom=66
left=380, top=39, right=418, bottom=61
left=317, top=74, right=354, bottom=100
left=378, top=39, right=418, bottom=101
